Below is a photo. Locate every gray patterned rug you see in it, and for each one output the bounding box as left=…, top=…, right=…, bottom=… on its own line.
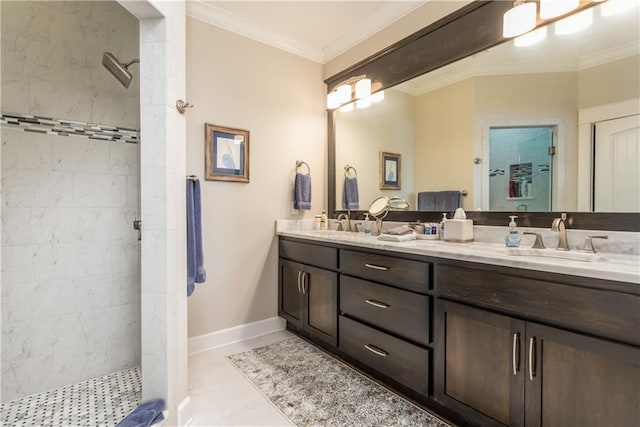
left=226, top=336, right=451, bottom=427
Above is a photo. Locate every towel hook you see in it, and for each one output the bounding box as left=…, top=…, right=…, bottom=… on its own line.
left=296, top=160, right=311, bottom=174
left=344, top=164, right=358, bottom=178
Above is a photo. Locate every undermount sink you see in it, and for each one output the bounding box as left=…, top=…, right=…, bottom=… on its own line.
left=503, top=247, right=609, bottom=263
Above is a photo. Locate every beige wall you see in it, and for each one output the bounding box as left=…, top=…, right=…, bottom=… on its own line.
left=578, top=55, right=640, bottom=109
left=323, top=1, right=471, bottom=79
left=335, top=90, right=415, bottom=209
left=414, top=79, right=475, bottom=210
left=186, top=17, right=325, bottom=338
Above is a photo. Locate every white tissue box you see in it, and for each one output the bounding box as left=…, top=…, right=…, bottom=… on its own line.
left=444, top=219, right=474, bottom=242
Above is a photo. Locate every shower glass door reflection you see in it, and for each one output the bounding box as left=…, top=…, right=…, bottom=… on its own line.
left=488, top=126, right=554, bottom=212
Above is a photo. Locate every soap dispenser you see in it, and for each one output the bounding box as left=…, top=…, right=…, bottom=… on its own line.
left=363, top=213, right=372, bottom=235
left=439, top=213, right=447, bottom=240
left=505, top=215, right=522, bottom=247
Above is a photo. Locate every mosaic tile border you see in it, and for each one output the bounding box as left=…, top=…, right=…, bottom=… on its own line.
left=0, top=367, right=141, bottom=427
left=227, top=336, right=452, bottom=427
left=0, top=113, right=139, bottom=144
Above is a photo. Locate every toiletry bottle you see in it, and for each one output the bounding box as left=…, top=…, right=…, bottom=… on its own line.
left=439, top=213, right=447, bottom=240
left=363, top=214, right=372, bottom=235
left=505, top=215, right=522, bottom=247
left=320, top=210, right=328, bottom=230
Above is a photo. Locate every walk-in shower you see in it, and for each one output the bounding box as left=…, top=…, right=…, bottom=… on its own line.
left=102, top=52, right=140, bottom=88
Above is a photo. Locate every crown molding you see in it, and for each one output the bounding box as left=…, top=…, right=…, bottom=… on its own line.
left=322, top=1, right=427, bottom=62
left=187, top=0, right=426, bottom=64
left=186, top=0, right=325, bottom=63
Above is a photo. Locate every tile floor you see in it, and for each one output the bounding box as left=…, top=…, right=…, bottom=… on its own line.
left=188, top=330, right=294, bottom=426
left=0, top=367, right=141, bottom=426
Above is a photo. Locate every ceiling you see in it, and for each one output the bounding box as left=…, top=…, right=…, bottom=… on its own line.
left=186, top=1, right=427, bottom=64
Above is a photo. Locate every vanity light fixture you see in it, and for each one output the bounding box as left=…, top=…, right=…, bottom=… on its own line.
left=326, top=75, right=374, bottom=110
left=326, top=91, right=340, bottom=109
left=601, top=0, right=638, bottom=16
left=539, top=0, right=579, bottom=19
left=355, top=78, right=372, bottom=99
left=514, top=26, right=547, bottom=46
left=555, top=7, right=593, bottom=34
left=503, top=0, right=537, bottom=38
left=336, top=84, right=352, bottom=104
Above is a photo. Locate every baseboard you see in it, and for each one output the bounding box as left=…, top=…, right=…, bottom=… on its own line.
left=188, top=316, right=286, bottom=355
left=177, top=395, right=192, bottom=427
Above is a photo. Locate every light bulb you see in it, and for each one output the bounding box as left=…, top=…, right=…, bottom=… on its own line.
left=503, top=2, right=537, bottom=38
left=540, top=0, right=579, bottom=19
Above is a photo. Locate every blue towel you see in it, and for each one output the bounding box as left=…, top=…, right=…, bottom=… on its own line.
left=116, top=398, right=165, bottom=427
left=293, top=172, right=312, bottom=210
left=342, top=176, right=359, bottom=210
left=187, top=179, right=206, bottom=297
left=417, top=191, right=460, bottom=211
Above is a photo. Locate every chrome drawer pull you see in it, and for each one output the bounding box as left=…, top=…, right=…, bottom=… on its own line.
left=529, top=337, right=536, bottom=381
left=364, top=344, right=389, bottom=357
left=512, top=332, right=520, bottom=375
left=365, top=299, right=390, bottom=309
left=364, top=263, right=388, bottom=271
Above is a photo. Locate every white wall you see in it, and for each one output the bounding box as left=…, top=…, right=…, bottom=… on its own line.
left=1, top=0, right=140, bottom=400
left=185, top=17, right=325, bottom=338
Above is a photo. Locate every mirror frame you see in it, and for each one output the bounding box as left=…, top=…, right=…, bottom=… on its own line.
left=326, top=0, right=640, bottom=231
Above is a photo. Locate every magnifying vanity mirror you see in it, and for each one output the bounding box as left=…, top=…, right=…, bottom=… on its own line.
left=368, top=196, right=410, bottom=235
left=327, top=0, right=639, bottom=230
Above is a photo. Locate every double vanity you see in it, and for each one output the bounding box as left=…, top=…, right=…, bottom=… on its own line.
left=277, top=222, right=639, bottom=427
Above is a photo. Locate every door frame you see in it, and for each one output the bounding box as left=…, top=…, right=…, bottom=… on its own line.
left=477, top=119, right=563, bottom=211
left=577, top=98, right=640, bottom=211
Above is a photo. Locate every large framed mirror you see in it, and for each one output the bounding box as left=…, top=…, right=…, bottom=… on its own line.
left=326, top=0, right=639, bottom=230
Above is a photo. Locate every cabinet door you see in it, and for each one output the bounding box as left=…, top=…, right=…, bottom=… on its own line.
left=435, top=300, right=524, bottom=427
left=303, top=265, right=338, bottom=346
left=525, top=322, right=640, bottom=427
left=279, top=259, right=303, bottom=328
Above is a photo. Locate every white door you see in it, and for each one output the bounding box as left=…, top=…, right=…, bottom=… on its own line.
left=594, top=114, right=640, bottom=212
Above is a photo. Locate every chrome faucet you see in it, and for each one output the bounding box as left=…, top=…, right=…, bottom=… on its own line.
left=551, top=212, right=569, bottom=251
left=336, top=212, right=352, bottom=232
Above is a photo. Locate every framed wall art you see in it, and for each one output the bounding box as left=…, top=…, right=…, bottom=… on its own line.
left=205, top=123, right=250, bottom=183
left=380, top=151, right=400, bottom=190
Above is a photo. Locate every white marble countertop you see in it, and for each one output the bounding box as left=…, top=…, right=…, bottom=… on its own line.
left=277, top=228, right=640, bottom=285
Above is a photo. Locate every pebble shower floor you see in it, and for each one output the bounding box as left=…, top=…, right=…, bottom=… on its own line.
left=0, top=367, right=141, bottom=426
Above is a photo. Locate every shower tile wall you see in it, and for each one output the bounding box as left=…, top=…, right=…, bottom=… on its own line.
left=1, top=1, right=140, bottom=401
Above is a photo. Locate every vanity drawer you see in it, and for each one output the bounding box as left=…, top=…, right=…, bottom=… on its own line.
left=340, top=315, right=429, bottom=396
left=340, top=276, right=430, bottom=346
left=340, top=250, right=431, bottom=293
left=279, top=239, right=337, bottom=270
left=436, top=264, right=640, bottom=346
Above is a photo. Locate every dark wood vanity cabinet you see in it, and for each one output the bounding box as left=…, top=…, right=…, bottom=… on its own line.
left=279, top=237, right=640, bottom=427
left=278, top=240, right=338, bottom=347
left=435, top=265, right=640, bottom=427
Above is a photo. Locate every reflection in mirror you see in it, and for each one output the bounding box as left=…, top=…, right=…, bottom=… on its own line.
left=334, top=2, right=639, bottom=213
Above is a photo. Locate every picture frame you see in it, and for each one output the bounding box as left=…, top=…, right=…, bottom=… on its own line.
left=379, top=151, right=401, bottom=190
left=205, top=123, right=250, bottom=183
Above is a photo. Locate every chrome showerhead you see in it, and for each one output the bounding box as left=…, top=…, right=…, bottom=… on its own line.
left=102, top=52, right=139, bottom=88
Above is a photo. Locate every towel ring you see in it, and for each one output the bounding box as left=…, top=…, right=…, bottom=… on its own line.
left=296, top=160, right=311, bottom=174
left=344, top=164, right=358, bottom=178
